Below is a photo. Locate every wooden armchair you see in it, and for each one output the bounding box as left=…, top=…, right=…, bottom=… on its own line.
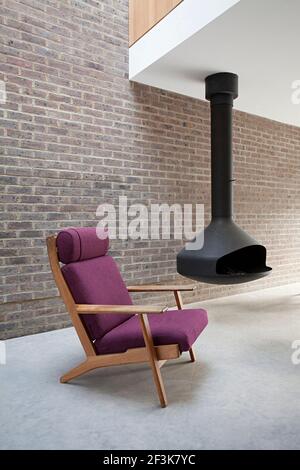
left=47, top=228, right=208, bottom=407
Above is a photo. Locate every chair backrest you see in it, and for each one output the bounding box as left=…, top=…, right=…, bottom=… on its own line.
left=56, top=228, right=133, bottom=341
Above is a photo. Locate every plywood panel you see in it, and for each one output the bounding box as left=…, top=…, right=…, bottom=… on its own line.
left=129, top=0, right=183, bottom=46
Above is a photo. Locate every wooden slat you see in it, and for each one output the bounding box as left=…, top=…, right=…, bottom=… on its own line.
left=174, top=290, right=196, bottom=363
left=129, top=0, right=183, bottom=46
left=60, top=345, right=180, bottom=382
left=156, top=344, right=180, bottom=360
left=127, top=284, right=196, bottom=292
left=76, top=304, right=168, bottom=314
left=139, top=314, right=168, bottom=407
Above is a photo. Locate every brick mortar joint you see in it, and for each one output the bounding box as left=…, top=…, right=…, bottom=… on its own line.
left=1, top=295, right=60, bottom=306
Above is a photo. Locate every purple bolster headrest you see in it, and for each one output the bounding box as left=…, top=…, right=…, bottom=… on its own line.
left=56, top=227, right=109, bottom=264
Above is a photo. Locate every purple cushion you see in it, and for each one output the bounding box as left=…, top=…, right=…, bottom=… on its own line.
left=57, top=227, right=109, bottom=264
left=94, top=308, right=208, bottom=354
left=62, top=256, right=133, bottom=340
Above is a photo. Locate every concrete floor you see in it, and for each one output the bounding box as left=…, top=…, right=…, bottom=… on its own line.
left=1, top=283, right=300, bottom=450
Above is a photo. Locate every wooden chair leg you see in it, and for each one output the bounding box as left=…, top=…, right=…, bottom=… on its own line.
left=174, top=290, right=196, bottom=363
left=60, top=359, right=93, bottom=383
left=139, top=314, right=168, bottom=408
left=189, top=347, right=196, bottom=362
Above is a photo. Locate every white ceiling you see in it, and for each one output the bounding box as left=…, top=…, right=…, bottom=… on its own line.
left=130, top=0, right=300, bottom=127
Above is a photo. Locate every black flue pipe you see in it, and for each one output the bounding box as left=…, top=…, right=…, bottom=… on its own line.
left=205, top=72, right=238, bottom=218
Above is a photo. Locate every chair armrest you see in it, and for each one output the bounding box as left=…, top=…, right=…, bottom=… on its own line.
left=76, top=304, right=168, bottom=315
left=127, top=284, right=196, bottom=293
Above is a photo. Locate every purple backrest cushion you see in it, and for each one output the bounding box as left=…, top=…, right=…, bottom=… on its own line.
left=57, top=228, right=133, bottom=340
left=57, top=227, right=109, bottom=264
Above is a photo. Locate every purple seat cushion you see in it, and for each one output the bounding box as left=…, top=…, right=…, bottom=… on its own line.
left=57, top=227, right=109, bottom=264
left=94, top=308, right=208, bottom=355
left=62, top=256, right=133, bottom=340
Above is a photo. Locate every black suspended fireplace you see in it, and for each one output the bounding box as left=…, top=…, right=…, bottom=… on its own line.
left=177, top=72, right=272, bottom=284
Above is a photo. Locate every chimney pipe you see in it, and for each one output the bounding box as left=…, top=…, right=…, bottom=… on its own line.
left=206, top=72, right=238, bottom=218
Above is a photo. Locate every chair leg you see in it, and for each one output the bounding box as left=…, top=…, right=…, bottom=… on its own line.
left=139, top=314, right=168, bottom=408
left=189, top=347, right=196, bottom=362
left=60, top=359, right=93, bottom=383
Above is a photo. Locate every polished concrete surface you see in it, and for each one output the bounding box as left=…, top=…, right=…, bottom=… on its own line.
left=1, top=283, right=300, bottom=450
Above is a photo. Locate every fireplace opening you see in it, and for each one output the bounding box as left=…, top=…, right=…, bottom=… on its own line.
left=216, top=245, right=272, bottom=276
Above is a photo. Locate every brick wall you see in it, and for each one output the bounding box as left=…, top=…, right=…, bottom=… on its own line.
left=1, top=0, right=300, bottom=339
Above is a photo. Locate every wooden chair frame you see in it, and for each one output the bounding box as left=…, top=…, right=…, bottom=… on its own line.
left=47, top=235, right=197, bottom=407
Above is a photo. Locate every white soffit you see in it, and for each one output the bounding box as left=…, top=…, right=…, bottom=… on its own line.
left=129, top=0, right=240, bottom=78
left=129, top=0, right=300, bottom=127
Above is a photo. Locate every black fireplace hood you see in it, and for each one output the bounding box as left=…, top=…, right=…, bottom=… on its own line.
left=177, top=72, right=272, bottom=284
